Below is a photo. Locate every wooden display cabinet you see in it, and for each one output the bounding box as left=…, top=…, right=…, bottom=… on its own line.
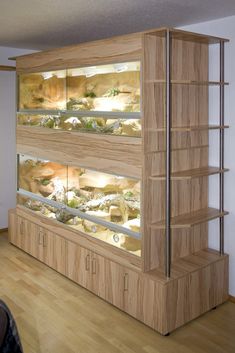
left=9, top=27, right=229, bottom=335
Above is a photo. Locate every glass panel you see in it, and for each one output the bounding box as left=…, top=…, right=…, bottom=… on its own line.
left=18, top=70, right=66, bottom=110
left=18, top=155, right=141, bottom=255
left=18, top=154, right=68, bottom=204
left=17, top=113, right=141, bottom=137
left=67, top=167, right=140, bottom=229
left=17, top=196, right=141, bottom=256
left=67, top=62, right=140, bottom=112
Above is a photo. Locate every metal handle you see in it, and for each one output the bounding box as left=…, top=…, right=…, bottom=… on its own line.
left=20, top=220, right=24, bottom=235
left=38, top=230, right=43, bottom=245
left=124, top=273, right=128, bottom=291
left=43, top=233, right=47, bottom=247
left=85, top=254, right=90, bottom=271
left=92, top=258, right=96, bottom=274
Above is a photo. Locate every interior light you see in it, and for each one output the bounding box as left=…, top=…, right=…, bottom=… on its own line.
left=114, top=63, right=128, bottom=73
left=83, top=67, right=97, bottom=77
left=42, top=72, right=53, bottom=80
left=55, top=71, right=66, bottom=79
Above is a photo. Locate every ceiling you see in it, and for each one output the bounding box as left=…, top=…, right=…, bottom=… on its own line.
left=1, top=0, right=235, bottom=50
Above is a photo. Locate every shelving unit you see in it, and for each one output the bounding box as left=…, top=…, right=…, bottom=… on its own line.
left=8, top=27, right=229, bottom=335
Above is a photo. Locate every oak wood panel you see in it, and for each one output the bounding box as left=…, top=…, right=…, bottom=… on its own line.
left=148, top=224, right=208, bottom=269
left=162, top=255, right=229, bottom=334
left=17, top=126, right=142, bottom=178
left=16, top=33, right=142, bottom=73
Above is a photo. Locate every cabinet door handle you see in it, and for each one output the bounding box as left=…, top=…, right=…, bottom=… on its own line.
left=20, top=221, right=24, bottom=235
left=43, top=233, right=47, bottom=247
left=38, top=231, right=43, bottom=245
left=85, top=254, right=90, bottom=271
left=124, top=273, right=129, bottom=291
left=92, top=258, right=96, bottom=274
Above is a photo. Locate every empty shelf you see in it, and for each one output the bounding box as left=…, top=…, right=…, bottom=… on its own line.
left=146, top=79, right=229, bottom=85
left=147, top=248, right=228, bottom=283
left=148, top=125, right=229, bottom=132
left=150, top=167, right=229, bottom=181
left=150, top=207, right=229, bottom=229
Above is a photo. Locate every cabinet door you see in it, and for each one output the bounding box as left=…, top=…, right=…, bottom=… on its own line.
left=37, top=227, right=53, bottom=266
left=52, top=233, right=67, bottom=275
left=14, top=215, right=25, bottom=248
left=123, top=269, right=140, bottom=317
left=105, top=260, right=125, bottom=310
left=90, top=253, right=106, bottom=299
left=67, top=241, right=91, bottom=289
left=8, top=211, right=16, bottom=243
left=28, top=222, right=40, bottom=258
left=105, top=260, right=141, bottom=316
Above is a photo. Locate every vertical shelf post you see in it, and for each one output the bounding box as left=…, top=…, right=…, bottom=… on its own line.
left=165, top=29, right=172, bottom=277
left=219, top=41, right=225, bottom=255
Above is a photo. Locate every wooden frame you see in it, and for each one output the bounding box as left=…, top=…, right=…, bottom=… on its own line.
left=9, top=27, right=229, bottom=334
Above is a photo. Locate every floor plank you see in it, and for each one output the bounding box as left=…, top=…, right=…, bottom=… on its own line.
left=0, top=233, right=235, bottom=353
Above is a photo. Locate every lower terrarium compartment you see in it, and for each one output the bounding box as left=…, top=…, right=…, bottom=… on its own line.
left=16, top=201, right=141, bottom=258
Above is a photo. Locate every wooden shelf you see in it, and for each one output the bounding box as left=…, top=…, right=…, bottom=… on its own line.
left=148, top=125, right=229, bottom=132
left=0, top=65, right=15, bottom=71
left=146, top=28, right=229, bottom=44
left=150, top=207, right=229, bottom=229
left=150, top=166, right=229, bottom=181
left=146, top=79, right=229, bottom=85
left=148, top=248, right=228, bottom=283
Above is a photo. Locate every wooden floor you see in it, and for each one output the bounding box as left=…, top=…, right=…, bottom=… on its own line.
left=0, top=233, right=235, bottom=353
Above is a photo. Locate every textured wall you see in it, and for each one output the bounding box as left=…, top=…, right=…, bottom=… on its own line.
left=0, top=47, right=36, bottom=228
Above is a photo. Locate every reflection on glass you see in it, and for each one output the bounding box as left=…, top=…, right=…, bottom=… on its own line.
left=17, top=114, right=141, bottom=137
left=18, top=155, right=68, bottom=204
left=19, top=70, right=67, bottom=110
left=17, top=195, right=141, bottom=256
left=18, top=154, right=141, bottom=229
left=67, top=61, right=140, bottom=112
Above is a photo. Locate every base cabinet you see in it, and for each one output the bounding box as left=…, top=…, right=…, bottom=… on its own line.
left=10, top=214, right=66, bottom=275
left=8, top=209, right=228, bottom=335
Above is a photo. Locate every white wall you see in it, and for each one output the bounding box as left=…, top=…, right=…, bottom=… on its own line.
left=181, top=16, right=235, bottom=296
left=0, top=47, right=36, bottom=228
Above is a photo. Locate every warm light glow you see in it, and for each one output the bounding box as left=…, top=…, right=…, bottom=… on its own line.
left=55, top=71, right=66, bottom=79
left=42, top=72, right=53, bottom=80
left=94, top=98, right=125, bottom=112
left=67, top=61, right=140, bottom=77
left=84, top=67, right=97, bottom=78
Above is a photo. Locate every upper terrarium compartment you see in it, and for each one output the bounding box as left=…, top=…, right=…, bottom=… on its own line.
left=19, top=70, right=67, bottom=110
left=66, top=62, right=140, bottom=112
left=18, top=61, right=140, bottom=113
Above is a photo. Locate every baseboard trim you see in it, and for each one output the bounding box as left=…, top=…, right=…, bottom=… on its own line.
left=229, top=295, right=235, bottom=303
left=0, top=228, right=8, bottom=233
